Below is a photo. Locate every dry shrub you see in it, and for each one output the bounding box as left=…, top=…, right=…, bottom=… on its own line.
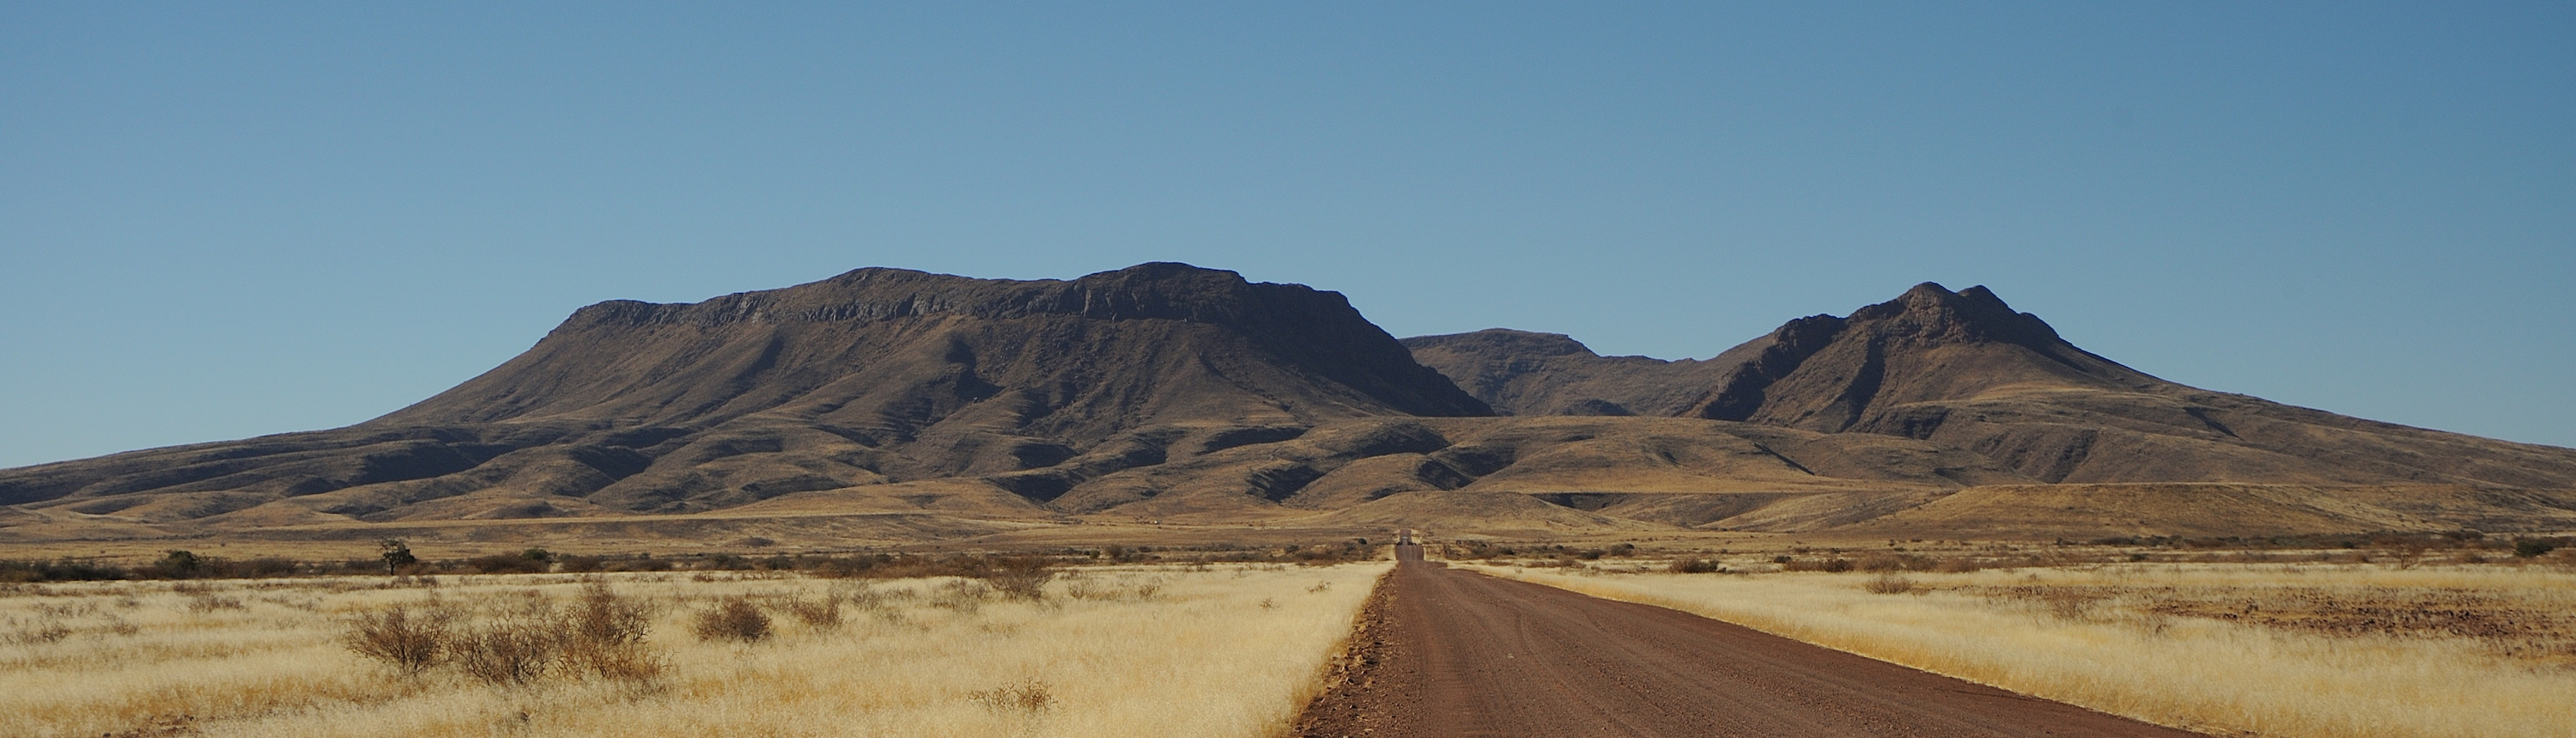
left=1058, top=572, right=1107, bottom=601
left=977, top=558, right=1057, bottom=601
left=174, top=582, right=246, bottom=613
left=344, top=599, right=455, bottom=676
left=1933, top=558, right=1986, bottom=574
left=452, top=619, right=559, bottom=685
left=692, top=597, right=771, bottom=643
left=347, top=586, right=661, bottom=684
left=1782, top=558, right=1855, bottom=573
left=782, top=595, right=841, bottom=631
left=183, top=593, right=246, bottom=613
left=968, top=680, right=1054, bottom=713
left=1863, top=574, right=1917, bottom=595
left=6, top=616, right=74, bottom=645
left=1668, top=558, right=1724, bottom=574
left=929, top=580, right=993, bottom=613
left=1061, top=574, right=1168, bottom=602
left=449, top=593, right=562, bottom=685
left=1983, top=586, right=2114, bottom=621
left=839, top=582, right=892, bottom=610
left=562, top=584, right=660, bottom=680
left=97, top=613, right=140, bottom=637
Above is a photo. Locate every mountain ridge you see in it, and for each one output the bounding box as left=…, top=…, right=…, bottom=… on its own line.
left=1405, top=281, right=2576, bottom=488
left=6, top=265, right=2573, bottom=546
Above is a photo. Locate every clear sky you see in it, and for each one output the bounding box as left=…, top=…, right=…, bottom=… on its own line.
left=3, top=2, right=2570, bottom=468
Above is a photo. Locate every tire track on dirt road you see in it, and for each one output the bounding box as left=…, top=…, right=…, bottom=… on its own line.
left=1295, top=544, right=2205, bottom=737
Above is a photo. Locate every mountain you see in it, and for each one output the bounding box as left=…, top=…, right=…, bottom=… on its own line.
left=1399, top=330, right=1737, bottom=417
left=0, top=264, right=1487, bottom=524
left=1405, top=282, right=2576, bottom=488
left=4, top=269, right=2573, bottom=548
left=380, top=262, right=1490, bottom=431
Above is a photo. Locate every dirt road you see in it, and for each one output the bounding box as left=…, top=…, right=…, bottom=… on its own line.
left=1296, top=545, right=2204, bottom=737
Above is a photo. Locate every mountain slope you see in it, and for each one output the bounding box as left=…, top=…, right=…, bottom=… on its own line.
left=6, top=271, right=2573, bottom=546
left=0, top=264, right=1493, bottom=522
left=382, top=261, right=1488, bottom=432
left=1407, top=283, right=2576, bottom=487
left=1399, top=331, right=1737, bottom=417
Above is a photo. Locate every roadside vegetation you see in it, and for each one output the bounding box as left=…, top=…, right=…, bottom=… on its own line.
left=1467, top=543, right=2576, bottom=738
left=0, top=538, right=1388, bottom=583
left=0, top=558, right=1386, bottom=737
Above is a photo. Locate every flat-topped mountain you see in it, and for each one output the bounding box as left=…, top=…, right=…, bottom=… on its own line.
left=5, top=267, right=2572, bottom=546
left=0, top=264, right=1493, bottom=525
left=381, top=262, right=1489, bottom=432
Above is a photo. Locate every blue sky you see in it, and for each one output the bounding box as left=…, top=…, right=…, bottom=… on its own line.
left=3, top=2, right=2570, bottom=468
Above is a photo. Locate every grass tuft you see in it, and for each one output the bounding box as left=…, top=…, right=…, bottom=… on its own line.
left=968, top=680, right=1055, bottom=713
left=1862, top=574, right=1917, bottom=595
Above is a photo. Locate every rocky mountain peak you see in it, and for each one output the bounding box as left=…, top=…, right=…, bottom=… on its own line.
left=1846, top=282, right=2063, bottom=349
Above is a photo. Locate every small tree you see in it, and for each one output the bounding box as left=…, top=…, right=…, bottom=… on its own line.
left=380, top=539, right=417, bottom=576
left=157, top=550, right=205, bottom=579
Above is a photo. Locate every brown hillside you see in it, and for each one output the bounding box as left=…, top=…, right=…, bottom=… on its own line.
left=1408, top=283, right=2576, bottom=488
left=7, top=268, right=2574, bottom=546
left=1398, top=331, right=1737, bottom=417
left=0, top=264, right=1489, bottom=526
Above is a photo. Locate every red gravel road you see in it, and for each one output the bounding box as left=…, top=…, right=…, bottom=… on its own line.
left=1294, top=545, right=2206, bottom=737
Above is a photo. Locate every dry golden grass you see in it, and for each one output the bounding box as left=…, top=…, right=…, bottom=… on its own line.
left=1471, top=559, right=2576, bottom=738
left=0, top=562, right=1387, bottom=737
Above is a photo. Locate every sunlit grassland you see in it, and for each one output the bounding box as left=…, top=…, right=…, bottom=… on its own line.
left=1, top=562, right=1388, bottom=737
left=1470, top=559, right=2576, bottom=738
